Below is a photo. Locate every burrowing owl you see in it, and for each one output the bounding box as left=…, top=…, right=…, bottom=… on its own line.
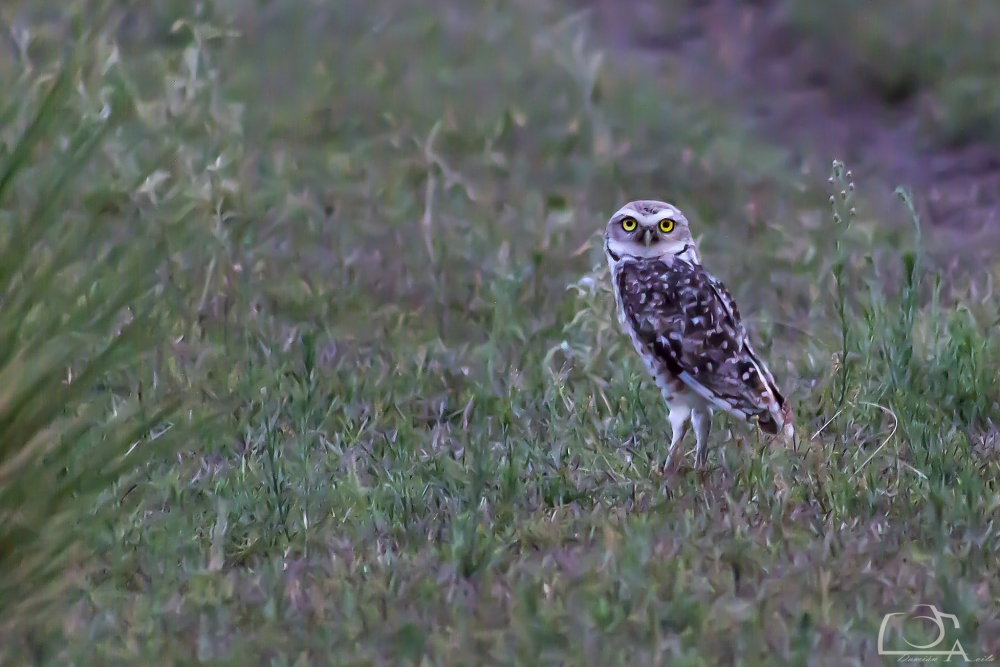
left=604, top=200, right=793, bottom=470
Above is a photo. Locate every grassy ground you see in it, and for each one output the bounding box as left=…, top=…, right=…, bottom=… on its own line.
left=783, top=0, right=1000, bottom=148
left=2, top=1, right=1000, bottom=665
left=598, top=0, right=1000, bottom=149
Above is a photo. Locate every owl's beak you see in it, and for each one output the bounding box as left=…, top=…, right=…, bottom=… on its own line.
left=642, top=229, right=653, bottom=247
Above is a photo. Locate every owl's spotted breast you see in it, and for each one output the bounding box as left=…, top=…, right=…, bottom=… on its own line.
left=613, top=256, right=787, bottom=434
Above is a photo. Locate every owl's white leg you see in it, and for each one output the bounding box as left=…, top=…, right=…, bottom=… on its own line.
left=664, top=405, right=691, bottom=470
left=692, top=409, right=711, bottom=469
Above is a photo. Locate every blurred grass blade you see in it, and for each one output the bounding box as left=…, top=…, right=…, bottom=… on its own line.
left=0, top=64, right=72, bottom=202
left=0, top=73, right=111, bottom=296
left=0, top=52, right=184, bottom=656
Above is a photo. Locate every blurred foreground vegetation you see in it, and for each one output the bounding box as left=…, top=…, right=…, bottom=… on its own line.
left=1, top=1, right=999, bottom=665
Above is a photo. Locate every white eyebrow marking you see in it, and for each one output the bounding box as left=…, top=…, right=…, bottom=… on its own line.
left=613, top=208, right=643, bottom=221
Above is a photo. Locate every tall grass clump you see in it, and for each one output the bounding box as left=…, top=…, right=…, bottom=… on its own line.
left=797, top=160, right=1000, bottom=536
left=0, top=31, right=188, bottom=662
left=850, top=186, right=1000, bottom=479
left=828, top=160, right=856, bottom=410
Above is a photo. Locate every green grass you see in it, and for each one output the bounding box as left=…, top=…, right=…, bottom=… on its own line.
left=1, top=1, right=999, bottom=665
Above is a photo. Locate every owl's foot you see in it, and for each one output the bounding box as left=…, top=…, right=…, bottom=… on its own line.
left=692, top=409, right=711, bottom=470
left=653, top=456, right=681, bottom=498
left=718, top=454, right=733, bottom=479
left=652, top=451, right=682, bottom=481
left=661, top=456, right=681, bottom=477
left=665, top=408, right=691, bottom=474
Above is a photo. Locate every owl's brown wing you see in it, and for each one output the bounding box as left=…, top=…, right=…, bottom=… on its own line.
left=615, top=257, right=787, bottom=434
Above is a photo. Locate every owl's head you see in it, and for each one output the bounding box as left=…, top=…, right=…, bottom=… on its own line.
left=603, top=200, right=698, bottom=263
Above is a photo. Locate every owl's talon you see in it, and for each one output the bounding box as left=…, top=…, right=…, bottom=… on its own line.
left=654, top=455, right=679, bottom=479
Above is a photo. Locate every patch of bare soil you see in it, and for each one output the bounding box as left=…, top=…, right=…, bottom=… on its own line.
left=583, top=0, right=1000, bottom=264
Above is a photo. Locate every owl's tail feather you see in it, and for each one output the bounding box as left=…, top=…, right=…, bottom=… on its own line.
left=757, top=403, right=796, bottom=443
left=757, top=413, right=780, bottom=435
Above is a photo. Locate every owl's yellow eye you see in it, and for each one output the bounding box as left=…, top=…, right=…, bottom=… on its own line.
left=621, top=217, right=637, bottom=232
left=658, top=218, right=675, bottom=234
